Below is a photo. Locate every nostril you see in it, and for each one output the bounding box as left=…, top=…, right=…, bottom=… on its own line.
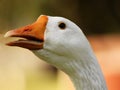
left=24, top=28, right=32, bottom=32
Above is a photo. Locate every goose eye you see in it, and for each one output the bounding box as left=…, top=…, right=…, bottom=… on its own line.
left=58, top=22, right=66, bottom=30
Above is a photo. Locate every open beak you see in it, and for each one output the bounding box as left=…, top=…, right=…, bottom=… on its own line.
left=4, top=15, right=48, bottom=50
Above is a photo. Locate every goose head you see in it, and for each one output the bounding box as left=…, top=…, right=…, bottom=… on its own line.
left=5, top=15, right=107, bottom=90
left=4, top=15, right=90, bottom=70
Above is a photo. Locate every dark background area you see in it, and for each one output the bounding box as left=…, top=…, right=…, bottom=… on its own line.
left=0, top=0, right=120, bottom=35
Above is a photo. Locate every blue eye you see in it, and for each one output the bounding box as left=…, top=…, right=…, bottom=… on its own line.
left=58, top=22, right=66, bottom=30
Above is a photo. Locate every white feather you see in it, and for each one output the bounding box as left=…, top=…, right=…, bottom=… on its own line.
left=32, top=16, right=107, bottom=90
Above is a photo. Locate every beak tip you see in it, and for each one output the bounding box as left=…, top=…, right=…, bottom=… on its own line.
left=4, top=31, right=12, bottom=38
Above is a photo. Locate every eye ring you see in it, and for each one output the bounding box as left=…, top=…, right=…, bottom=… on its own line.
left=58, top=22, right=66, bottom=30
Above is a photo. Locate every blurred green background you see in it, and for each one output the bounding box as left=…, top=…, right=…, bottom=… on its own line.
left=0, top=0, right=120, bottom=34
left=0, top=0, right=120, bottom=90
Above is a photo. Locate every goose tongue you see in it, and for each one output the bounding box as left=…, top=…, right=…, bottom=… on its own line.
left=6, top=36, right=44, bottom=50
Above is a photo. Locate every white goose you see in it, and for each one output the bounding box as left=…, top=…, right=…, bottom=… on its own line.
left=5, top=15, right=107, bottom=90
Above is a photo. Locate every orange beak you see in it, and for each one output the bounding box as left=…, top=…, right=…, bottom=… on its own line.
left=4, top=15, right=48, bottom=50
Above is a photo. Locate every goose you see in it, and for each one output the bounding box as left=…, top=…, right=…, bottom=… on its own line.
left=4, top=15, right=107, bottom=90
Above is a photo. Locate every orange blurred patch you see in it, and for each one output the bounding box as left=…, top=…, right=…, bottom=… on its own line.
left=88, top=34, right=120, bottom=90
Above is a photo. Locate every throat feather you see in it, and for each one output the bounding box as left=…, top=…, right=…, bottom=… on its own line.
left=60, top=58, right=107, bottom=90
